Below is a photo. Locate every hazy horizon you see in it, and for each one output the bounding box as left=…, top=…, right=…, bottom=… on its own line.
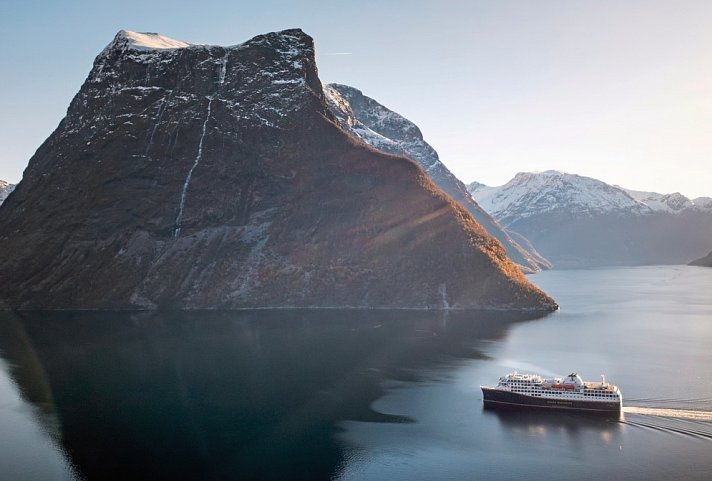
left=1, top=0, right=710, bottom=198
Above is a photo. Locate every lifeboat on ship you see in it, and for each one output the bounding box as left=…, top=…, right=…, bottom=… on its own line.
left=481, top=370, right=623, bottom=413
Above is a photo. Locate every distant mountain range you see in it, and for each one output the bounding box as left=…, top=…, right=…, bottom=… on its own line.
left=324, top=84, right=551, bottom=273
left=468, top=171, right=712, bottom=268
left=624, top=188, right=712, bottom=214
left=0, top=180, right=14, bottom=205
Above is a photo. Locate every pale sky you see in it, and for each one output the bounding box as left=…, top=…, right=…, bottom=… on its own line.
left=1, top=0, right=710, bottom=197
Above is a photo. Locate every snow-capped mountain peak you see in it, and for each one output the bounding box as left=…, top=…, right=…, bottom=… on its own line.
left=468, top=170, right=712, bottom=228
left=468, top=171, right=647, bottom=226
left=0, top=180, right=15, bottom=206
left=468, top=171, right=712, bottom=268
left=693, top=197, right=712, bottom=210
left=622, top=188, right=711, bottom=213
left=117, top=30, right=193, bottom=50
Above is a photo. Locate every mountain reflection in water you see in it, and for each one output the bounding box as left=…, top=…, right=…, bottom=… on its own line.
left=0, top=309, right=544, bottom=481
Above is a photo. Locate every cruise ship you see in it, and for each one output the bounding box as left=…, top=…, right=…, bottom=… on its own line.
left=481, top=371, right=622, bottom=413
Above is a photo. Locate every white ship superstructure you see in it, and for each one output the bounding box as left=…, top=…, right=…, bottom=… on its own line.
left=481, top=372, right=623, bottom=412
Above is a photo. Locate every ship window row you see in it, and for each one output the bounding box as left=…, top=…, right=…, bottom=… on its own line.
left=509, top=388, right=616, bottom=400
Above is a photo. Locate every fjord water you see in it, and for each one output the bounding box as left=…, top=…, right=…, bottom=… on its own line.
left=0, top=266, right=711, bottom=481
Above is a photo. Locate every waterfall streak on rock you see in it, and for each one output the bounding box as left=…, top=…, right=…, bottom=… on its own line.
left=219, top=51, right=229, bottom=85
left=145, top=96, right=168, bottom=156
left=173, top=54, right=229, bottom=239
left=173, top=96, right=213, bottom=238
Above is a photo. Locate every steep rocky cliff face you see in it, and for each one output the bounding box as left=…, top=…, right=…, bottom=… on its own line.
left=0, top=29, right=556, bottom=311
left=469, top=171, right=712, bottom=268
left=323, top=84, right=551, bottom=273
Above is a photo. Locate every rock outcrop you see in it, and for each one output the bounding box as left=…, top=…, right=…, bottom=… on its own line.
left=0, top=30, right=556, bottom=311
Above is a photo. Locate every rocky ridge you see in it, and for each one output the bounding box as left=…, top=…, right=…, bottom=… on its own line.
left=324, top=84, right=551, bottom=272
left=623, top=188, right=712, bottom=214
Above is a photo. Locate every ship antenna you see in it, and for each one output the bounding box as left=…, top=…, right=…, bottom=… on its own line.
left=601, top=374, right=605, bottom=386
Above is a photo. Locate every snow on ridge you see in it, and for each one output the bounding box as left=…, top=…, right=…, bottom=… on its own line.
left=468, top=171, right=648, bottom=222
left=469, top=171, right=712, bottom=222
left=623, top=188, right=711, bottom=213
left=104, top=28, right=313, bottom=57
left=466, top=181, right=499, bottom=207
left=323, top=85, right=402, bottom=152
left=324, top=83, right=438, bottom=168
left=693, top=197, right=712, bottom=210
left=119, top=30, right=193, bottom=50
left=0, top=179, right=15, bottom=205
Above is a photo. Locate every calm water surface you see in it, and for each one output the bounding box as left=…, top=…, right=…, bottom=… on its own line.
left=0, top=266, right=711, bottom=480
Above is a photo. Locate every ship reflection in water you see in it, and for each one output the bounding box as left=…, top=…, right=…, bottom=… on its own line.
left=484, top=408, right=623, bottom=447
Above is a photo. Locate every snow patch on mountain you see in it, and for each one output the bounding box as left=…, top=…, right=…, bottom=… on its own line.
left=119, top=31, right=193, bottom=50
left=323, top=84, right=440, bottom=171
left=469, top=171, right=712, bottom=227
left=324, top=84, right=552, bottom=272
left=468, top=171, right=648, bottom=226
left=623, top=189, right=712, bottom=213
left=0, top=180, right=14, bottom=205
left=468, top=171, right=712, bottom=268
left=693, top=197, right=712, bottom=210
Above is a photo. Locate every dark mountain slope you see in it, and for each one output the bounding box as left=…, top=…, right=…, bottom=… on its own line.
left=324, top=84, right=551, bottom=273
left=0, top=29, right=555, bottom=310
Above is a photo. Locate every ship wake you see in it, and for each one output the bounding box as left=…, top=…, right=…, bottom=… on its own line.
left=621, top=406, right=712, bottom=441
left=623, top=406, right=712, bottom=422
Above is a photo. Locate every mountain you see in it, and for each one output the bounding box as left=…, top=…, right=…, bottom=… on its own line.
left=689, top=251, right=712, bottom=267
left=0, top=180, right=14, bottom=205
left=468, top=170, right=712, bottom=268
left=323, top=83, right=551, bottom=273
left=469, top=171, right=651, bottom=224
left=623, top=188, right=712, bottom=213
left=0, top=29, right=555, bottom=311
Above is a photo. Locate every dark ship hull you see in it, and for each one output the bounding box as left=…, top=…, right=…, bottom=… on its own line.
left=482, top=387, right=621, bottom=413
